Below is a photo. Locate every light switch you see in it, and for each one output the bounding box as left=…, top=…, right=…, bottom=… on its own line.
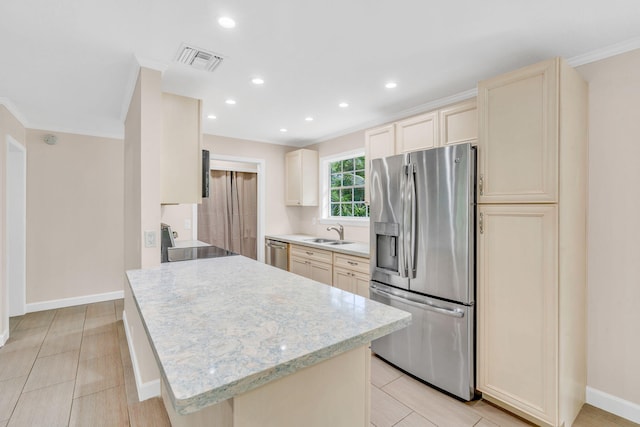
left=144, top=231, right=157, bottom=248
left=184, top=219, right=192, bottom=230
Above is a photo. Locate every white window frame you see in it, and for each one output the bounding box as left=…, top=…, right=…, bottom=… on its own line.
left=319, top=149, right=369, bottom=227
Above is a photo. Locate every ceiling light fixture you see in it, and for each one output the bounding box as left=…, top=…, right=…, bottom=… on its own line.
left=280, top=128, right=288, bottom=132
left=305, top=117, right=314, bottom=122
left=218, top=17, right=236, bottom=29
left=225, top=99, right=236, bottom=105
left=339, top=102, right=349, bottom=108
left=252, top=77, right=264, bottom=85
left=385, top=82, right=398, bottom=89
left=207, top=114, right=217, bottom=119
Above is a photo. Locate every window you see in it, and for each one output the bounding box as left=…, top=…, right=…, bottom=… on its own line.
left=327, top=154, right=369, bottom=219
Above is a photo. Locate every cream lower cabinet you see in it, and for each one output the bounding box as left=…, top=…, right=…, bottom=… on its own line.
left=333, top=253, right=370, bottom=298
left=289, top=245, right=332, bottom=285
left=477, top=205, right=558, bottom=425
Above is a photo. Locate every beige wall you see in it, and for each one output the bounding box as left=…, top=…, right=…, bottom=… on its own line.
left=299, top=130, right=370, bottom=243
left=25, top=130, right=123, bottom=303
left=123, top=67, right=163, bottom=386
left=202, top=134, right=297, bottom=238
left=0, top=105, right=26, bottom=340
left=161, top=204, right=196, bottom=242
left=577, top=49, right=640, bottom=406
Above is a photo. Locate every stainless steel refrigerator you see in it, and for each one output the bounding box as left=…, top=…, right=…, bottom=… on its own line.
left=369, top=143, right=476, bottom=401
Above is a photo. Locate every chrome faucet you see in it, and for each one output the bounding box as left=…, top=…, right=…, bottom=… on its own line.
left=327, top=223, right=344, bottom=240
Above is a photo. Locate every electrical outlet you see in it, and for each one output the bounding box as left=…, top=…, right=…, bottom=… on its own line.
left=144, top=231, right=157, bottom=248
left=184, top=219, right=191, bottom=230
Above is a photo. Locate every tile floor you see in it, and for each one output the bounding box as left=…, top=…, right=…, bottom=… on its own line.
left=0, top=300, right=636, bottom=427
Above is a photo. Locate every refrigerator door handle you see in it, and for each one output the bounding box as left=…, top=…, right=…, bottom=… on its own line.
left=370, top=286, right=465, bottom=318
left=399, top=165, right=409, bottom=278
left=408, top=163, right=417, bottom=279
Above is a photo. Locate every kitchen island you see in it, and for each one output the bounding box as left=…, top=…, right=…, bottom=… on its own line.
left=126, top=255, right=410, bottom=427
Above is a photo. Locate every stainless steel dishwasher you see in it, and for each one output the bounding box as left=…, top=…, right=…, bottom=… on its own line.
left=265, top=239, right=289, bottom=270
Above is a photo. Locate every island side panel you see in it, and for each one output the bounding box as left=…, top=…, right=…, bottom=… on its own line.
left=234, top=344, right=371, bottom=427
left=162, top=379, right=234, bottom=427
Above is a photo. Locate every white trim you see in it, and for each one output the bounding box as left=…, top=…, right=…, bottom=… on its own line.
left=208, top=154, right=266, bottom=263
left=122, top=310, right=161, bottom=401
left=25, top=290, right=124, bottom=313
left=318, top=217, right=369, bottom=227
left=26, top=124, right=124, bottom=141
left=6, top=136, right=27, bottom=319
left=567, top=36, right=640, bottom=67
left=586, top=386, right=640, bottom=424
left=320, top=150, right=368, bottom=222
left=0, top=327, right=8, bottom=347
left=0, top=98, right=29, bottom=127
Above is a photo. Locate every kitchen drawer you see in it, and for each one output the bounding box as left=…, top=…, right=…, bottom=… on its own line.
left=290, top=245, right=333, bottom=265
left=333, top=253, right=370, bottom=275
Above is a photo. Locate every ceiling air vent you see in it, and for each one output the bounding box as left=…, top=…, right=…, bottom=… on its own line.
left=175, top=44, right=224, bottom=72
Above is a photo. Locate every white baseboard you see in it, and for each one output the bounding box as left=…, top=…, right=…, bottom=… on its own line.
left=586, top=386, right=640, bottom=424
left=25, top=290, right=124, bottom=313
left=0, top=327, right=9, bottom=347
left=122, top=310, right=161, bottom=401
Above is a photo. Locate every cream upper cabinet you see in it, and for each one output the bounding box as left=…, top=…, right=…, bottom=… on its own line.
left=478, top=59, right=558, bottom=203
left=396, top=111, right=438, bottom=153
left=285, top=149, right=318, bottom=206
left=364, top=124, right=395, bottom=204
left=477, top=205, right=558, bottom=425
left=439, top=100, right=478, bottom=147
left=476, top=57, right=588, bottom=427
left=161, top=93, right=202, bottom=204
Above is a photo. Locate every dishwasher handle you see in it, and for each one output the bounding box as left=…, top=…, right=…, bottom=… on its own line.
left=370, top=286, right=465, bottom=318
left=266, top=241, right=287, bottom=250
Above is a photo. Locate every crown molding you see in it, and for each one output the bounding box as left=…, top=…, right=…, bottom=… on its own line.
left=27, top=123, right=124, bottom=140
left=308, top=88, right=478, bottom=146
left=568, top=36, right=640, bottom=67
left=0, top=97, right=29, bottom=127
left=119, top=55, right=170, bottom=123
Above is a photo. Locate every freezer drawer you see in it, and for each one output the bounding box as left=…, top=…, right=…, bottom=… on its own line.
left=370, top=282, right=475, bottom=401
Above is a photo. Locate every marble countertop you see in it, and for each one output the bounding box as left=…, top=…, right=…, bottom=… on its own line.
left=266, top=234, right=370, bottom=258
left=126, top=256, right=410, bottom=415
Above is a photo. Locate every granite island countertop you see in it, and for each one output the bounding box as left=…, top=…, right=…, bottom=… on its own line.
left=266, top=234, right=370, bottom=258
left=126, top=256, right=410, bottom=415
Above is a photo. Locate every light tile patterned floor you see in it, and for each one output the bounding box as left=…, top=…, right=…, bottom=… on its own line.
left=0, top=300, right=637, bottom=426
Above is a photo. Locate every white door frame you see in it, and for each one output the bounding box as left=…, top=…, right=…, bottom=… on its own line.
left=194, top=154, right=266, bottom=262
left=6, top=135, right=26, bottom=320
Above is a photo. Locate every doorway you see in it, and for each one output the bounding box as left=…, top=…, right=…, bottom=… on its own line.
left=6, top=135, right=26, bottom=321
left=196, top=155, right=265, bottom=262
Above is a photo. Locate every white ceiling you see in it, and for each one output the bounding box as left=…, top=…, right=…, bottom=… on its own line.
left=1, top=0, right=640, bottom=146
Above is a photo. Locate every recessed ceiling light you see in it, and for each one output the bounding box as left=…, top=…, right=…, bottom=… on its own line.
left=339, top=102, right=349, bottom=108
left=305, top=117, right=314, bottom=122
left=252, top=77, right=264, bottom=85
left=385, top=82, right=398, bottom=89
left=218, top=17, right=236, bottom=29
left=280, top=128, right=288, bottom=132
left=225, top=99, right=236, bottom=105
left=207, top=114, right=217, bottom=119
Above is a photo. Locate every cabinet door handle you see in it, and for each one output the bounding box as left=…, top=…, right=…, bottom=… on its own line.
left=479, top=212, right=484, bottom=234
left=306, top=251, right=314, bottom=256
left=479, top=174, right=484, bottom=196
left=347, top=261, right=358, bottom=266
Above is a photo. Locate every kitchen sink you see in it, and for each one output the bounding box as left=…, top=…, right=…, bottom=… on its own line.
left=304, top=238, right=337, bottom=243
left=326, top=241, right=353, bottom=245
